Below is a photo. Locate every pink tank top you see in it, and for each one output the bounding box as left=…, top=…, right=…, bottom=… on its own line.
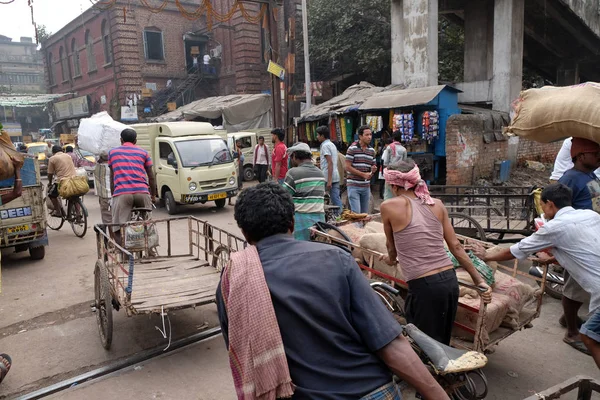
left=393, top=196, right=452, bottom=282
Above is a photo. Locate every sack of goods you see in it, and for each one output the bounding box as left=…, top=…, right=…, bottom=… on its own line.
left=124, top=222, right=159, bottom=250
left=507, top=82, right=600, bottom=144
left=0, top=129, right=25, bottom=181
left=78, top=111, right=128, bottom=154
left=58, top=175, right=90, bottom=198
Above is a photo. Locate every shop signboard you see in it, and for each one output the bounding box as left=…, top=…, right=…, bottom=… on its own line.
left=55, top=96, right=90, bottom=120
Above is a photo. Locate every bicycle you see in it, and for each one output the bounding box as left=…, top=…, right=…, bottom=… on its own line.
left=45, top=193, right=88, bottom=238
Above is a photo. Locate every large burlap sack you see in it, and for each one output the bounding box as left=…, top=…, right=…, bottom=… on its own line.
left=58, top=176, right=90, bottom=198
left=0, top=129, right=25, bottom=181
left=364, top=221, right=384, bottom=234
left=358, top=233, right=405, bottom=281
left=507, top=83, right=600, bottom=144
left=125, top=222, right=159, bottom=250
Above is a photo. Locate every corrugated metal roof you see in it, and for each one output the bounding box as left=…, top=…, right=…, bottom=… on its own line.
left=0, top=93, right=72, bottom=107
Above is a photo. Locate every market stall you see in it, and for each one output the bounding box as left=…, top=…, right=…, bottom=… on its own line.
left=359, top=85, right=461, bottom=182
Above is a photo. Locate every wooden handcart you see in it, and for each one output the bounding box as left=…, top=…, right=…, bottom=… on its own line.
left=93, top=216, right=246, bottom=350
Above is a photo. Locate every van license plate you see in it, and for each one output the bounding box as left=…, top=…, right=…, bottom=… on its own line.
left=208, top=192, right=227, bottom=201
left=8, top=224, right=29, bottom=234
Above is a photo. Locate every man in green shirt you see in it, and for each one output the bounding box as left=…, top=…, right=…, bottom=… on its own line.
left=283, top=142, right=326, bottom=241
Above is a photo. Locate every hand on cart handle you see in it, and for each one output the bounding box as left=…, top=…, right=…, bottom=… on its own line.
left=379, top=254, right=397, bottom=266
left=528, top=252, right=557, bottom=265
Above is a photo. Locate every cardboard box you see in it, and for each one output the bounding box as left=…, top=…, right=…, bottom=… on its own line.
left=167, top=102, right=177, bottom=111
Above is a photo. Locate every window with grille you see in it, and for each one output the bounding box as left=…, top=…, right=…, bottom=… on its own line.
left=144, top=29, right=164, bottom=61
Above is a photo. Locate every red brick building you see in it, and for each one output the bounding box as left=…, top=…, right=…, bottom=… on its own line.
left=42, top=0, right=273, bottom=123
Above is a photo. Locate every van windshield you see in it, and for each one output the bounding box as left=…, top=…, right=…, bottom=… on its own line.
left=27, top=145, right=47, bottom=155
left=174, top=139, right=233, bottom=168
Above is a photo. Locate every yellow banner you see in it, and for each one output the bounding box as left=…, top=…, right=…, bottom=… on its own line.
left=267, top=60, right=285, bottom=80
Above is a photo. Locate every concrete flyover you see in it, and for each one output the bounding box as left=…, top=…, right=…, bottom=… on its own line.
left=390, top=0, right=600, bottom=113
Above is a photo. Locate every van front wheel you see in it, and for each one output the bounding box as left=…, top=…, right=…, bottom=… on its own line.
left=164, top=191, right=178, bottom=215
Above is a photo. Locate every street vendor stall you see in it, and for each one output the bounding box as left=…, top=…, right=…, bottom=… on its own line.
left=359, top=85, right=461, bottom=182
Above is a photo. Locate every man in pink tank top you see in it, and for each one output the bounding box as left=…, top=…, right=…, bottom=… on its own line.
left=380, top=160, right=492, bottom=345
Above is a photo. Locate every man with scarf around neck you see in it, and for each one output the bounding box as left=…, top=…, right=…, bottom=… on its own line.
left=380, top=160, right=492, bottom=345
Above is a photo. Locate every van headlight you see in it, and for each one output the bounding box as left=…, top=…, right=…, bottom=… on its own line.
left=229, top=177, right=236, bottom=186
left=189, top=182, right=197, bottom=191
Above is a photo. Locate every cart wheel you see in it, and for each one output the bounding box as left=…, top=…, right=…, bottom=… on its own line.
left=212, top=246, right=230, bottom=272
left=448, top=212, right=486, bottom=242
left=70, top=197, right=88, bottom=238
left=535, top=262, right=564, bottom=300
left=94, top=260, right=113, bottom=350
left=45, top=199, right=64, bottom=231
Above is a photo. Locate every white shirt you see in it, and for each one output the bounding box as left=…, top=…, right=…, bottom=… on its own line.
left=320, top=139, right=340, bottom=183
left=510, top=206, right=600, bottom=313
left=255, top=144, right=268, bottom=165
left=550, top=138, right=600, bottom=180
left=382, top=141, right=407, bottom=167
left=203, top=54, right=211, bottom=65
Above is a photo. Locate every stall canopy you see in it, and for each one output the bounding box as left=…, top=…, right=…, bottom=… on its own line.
left=0, top=93, right=72, bottom=107
left=359, top=85, right=461, bottom=111
left=299, top=82, right=393, bottom=123
left=152, top=93, right=272, bottom=132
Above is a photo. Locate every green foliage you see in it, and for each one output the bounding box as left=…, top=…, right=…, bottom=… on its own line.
left=438, top=17, right=464, bottom=83
left=36, top=25, right=51, bottom=45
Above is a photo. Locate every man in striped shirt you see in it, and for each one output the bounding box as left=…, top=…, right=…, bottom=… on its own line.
left=108, top=129, right=157, bottom=239
left=345, top=125, right=377, bottom=213
left=284, top=142, right=326, bottom=241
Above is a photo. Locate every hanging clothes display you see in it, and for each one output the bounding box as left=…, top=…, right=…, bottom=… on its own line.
left=421, top=111, right=440, bottom=143
left=393, top=113, right=414, bottom=143
left=365, top=115, right=383, bottom=133
left=344, top=118, right=354, bottom=144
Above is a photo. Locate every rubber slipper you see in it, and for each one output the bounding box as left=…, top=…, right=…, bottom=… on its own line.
left=563, top=338, right=591, bottom=356
left=0, top=354, right=11, bottom=384
left=0, top=354, right=11, bottom=372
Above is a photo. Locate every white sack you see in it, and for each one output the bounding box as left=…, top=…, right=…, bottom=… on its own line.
left=78, top=112, right=127, bottom=155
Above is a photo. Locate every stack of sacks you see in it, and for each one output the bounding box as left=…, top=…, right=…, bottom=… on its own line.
left=453, top=268, right=537, bottom=344
left=357, top=221, right=406, bottom=281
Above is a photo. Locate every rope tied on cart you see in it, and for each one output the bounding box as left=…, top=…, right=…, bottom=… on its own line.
left=384, top=165, right=434, bottom=205
left=221, top=246, right=295, bottom=400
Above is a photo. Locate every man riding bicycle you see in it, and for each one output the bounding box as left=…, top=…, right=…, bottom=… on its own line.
left=47, top=145, right=77, bottom=217
left=108, top=128, right=156, bottom=244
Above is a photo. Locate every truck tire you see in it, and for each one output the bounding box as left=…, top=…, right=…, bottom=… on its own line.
left=29, top=246, right=45, bottom=260
left=215, top=198, right=227, bottom=208
left=243, top=165, right=255, bottom=181
left=164, top=191, right=178, bottom=215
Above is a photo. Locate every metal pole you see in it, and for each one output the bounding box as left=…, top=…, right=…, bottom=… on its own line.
left=301, top=0, right=311, bottom=109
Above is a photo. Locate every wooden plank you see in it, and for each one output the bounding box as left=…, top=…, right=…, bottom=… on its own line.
left=131, top=286, right=216, bottom=302
left=132, top=274, right=220, bottom=294
left=132, top=271, right=219, bottom=289
left=134, top=295, right=216, bottom=312
left=134, top=258, right=207, bottom=271
left=133, top=264, right=214, bottom=277
left=132, top=279, right=220, bottom=300
left=131, top=288, right=216, bottom=306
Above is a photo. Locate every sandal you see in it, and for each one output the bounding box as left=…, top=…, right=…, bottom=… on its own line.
left=0, top=353, right=12, bottom=384
left=563, top=338, right=591, bottom=356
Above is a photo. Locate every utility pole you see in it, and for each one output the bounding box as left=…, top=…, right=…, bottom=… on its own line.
left=301, top=0, right=311, bottom=109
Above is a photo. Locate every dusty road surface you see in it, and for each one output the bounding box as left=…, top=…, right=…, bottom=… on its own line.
left=1, top=189, right=599, bottom=399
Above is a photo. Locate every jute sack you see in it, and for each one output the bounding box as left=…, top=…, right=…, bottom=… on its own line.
left=58, top=175, right=90, bottom=198
left=507, top=83, right=600, bottom=144
left=0, top=129, right=25, bottom=180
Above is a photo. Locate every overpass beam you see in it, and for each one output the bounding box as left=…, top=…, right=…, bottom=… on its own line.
left=391, top=0, right=438, bottom=87
left=464, top=0, right=493, bottom=82
left=492, top=0, right=525, bottom=112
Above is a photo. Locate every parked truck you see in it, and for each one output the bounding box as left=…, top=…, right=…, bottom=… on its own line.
left=0, top=157, right=47, bottom=260
left=132, top=122, right=238, bottom=214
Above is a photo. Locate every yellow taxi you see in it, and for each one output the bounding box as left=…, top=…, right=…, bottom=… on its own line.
left=25, top=142, right=49, bottom=174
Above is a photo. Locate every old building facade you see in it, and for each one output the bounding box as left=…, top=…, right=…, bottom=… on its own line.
left=42, top=0, right=273, bottom=122
left=0, top=35, right=45, bottom=94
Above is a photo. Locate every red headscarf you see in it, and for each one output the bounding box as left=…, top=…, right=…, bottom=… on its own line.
left=384, top=165, right=434, bottom=205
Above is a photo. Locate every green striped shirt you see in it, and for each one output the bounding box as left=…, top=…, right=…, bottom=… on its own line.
left=284, top=163, right=326, bottom=214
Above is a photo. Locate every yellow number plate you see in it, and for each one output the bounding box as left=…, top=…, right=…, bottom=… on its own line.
left=207, top=192, right=227, bottom=201
left=8, top=224, right=29, bottom=234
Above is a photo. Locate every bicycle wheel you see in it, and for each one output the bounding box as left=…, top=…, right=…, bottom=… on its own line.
left=70, top=197, right=88, bottom=238
left=45, top=197, right=64, bottom=231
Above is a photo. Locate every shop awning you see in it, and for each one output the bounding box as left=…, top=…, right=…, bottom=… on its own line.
left=299, top=82, right=387, bottom=123
left=0, top=93, right=73, bottom=107
left=359, top=85, right=461, bottom=111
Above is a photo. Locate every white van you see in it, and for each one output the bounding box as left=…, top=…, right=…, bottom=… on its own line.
left=132, top=122, right=237, bottom=214
left=227, top=129, right=273, bottom=181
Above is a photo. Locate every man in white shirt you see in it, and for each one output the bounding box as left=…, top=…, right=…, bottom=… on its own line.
left=253, top=136, right=270, bottom=183
left=382, top=130, right=408, bottom=200
left=471, top=183, right=600, bottom=367
left=550, top=137, right=600, bottom=181
left=317, top=126, right=342, bottom=215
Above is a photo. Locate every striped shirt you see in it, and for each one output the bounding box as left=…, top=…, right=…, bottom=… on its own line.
left=108, top=143, right=153, bottom=197
left=346, top=142, right=375, bottom=187
left=284, top=163, right=326, bottom=214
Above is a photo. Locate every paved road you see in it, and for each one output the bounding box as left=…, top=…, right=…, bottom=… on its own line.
left=0, top=189, right=598, bottom=399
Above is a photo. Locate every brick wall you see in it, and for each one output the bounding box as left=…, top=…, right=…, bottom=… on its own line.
left=445, top=114, right=563, bottom=184
left=516, top=139, right=563, bottom=164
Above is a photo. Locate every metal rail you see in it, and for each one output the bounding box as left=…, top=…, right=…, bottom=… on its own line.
left=16, top=327, right=222, bottom=400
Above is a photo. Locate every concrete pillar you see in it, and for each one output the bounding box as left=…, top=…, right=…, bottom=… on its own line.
left=390, top=0, right=438, bottom=87
left=464, top=0, right=493, bottom=82
left=492, top=0, right=525, bottom=113
left=556, top=61, right=580, bottom=86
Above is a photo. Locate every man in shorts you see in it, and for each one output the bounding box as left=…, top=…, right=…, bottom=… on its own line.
left=108, top=129, right=156, bottom=243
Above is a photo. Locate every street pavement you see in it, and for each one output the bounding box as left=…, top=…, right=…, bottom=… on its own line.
left=0, top=188, right=599, bottom=399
